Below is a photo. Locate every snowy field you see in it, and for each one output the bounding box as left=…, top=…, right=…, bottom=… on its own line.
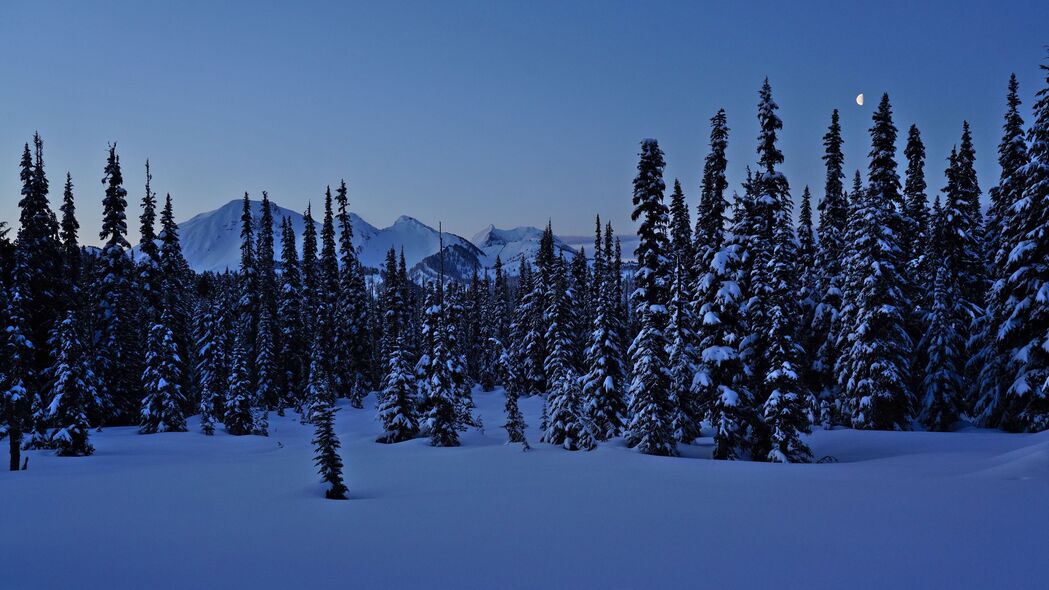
left=2, top=389, right=1047, bottom=589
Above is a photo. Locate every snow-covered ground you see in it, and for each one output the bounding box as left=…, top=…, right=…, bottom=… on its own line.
left=2, top=389, right=1046, bottom=589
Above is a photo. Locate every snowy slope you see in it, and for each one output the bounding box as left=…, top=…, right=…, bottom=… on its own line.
left=360, top=215, right=483, bottom=271
left=2, top=391, right=1047, bottom=589
left=471, top=224, right=576, bottom=269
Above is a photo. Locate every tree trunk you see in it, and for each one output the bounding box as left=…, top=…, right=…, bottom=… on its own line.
left=8, top=427, right=21, bottom=472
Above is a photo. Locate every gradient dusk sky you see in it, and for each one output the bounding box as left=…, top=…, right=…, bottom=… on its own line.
left=1, top=0, right=1046, bottom=244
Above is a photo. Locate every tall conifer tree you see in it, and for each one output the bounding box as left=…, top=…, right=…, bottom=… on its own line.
left=838, top=95, right=914, bottom=430
left=97, top=144, right=139, bottom=423
left=974, top=74, right=1030, bottom=426
left=47, top=311, right=97, bottom=455
left=625, top=139, right=676, bottom=456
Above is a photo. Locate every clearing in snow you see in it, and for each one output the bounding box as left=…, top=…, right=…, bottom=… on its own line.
left=1, top=388, right=1046, bottom=589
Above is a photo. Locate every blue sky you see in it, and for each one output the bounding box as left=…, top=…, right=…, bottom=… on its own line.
left=1, top=0, right=1046, bottom=244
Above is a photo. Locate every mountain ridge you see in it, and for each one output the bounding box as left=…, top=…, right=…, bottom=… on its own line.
left=144, top=198, right=582, bottom=279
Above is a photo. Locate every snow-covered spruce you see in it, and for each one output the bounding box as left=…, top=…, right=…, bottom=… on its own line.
left=140, top=315, right=187, bottom=434
left=377, top=334, right=419, bottom=443
left=837, top=94, right=914, bottom=432
left=973, top=74, right=1031, bottom=428
left=540, top=255, right=594, bottom=451
left=747, top=79, right=811, bottom=462
left=581, top=219, right=627, bottom=441
left=311, top=402, right=348, bottom=500
left=47, top=311, right=97, bottom=455
left=625, top=139, right=677, bottom=457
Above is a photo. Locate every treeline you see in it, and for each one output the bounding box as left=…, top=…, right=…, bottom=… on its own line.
left=2, top=60, right=1048, bottom=473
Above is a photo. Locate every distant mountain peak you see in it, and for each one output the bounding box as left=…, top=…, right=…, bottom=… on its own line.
left=471, top=224, right=575, bottom=269
left=140, top=199, right=615, bottom=280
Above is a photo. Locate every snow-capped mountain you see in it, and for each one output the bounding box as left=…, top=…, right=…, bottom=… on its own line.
left=148, top=199, right=611, bottom=279
left=162, top=199, right=378, bottom=273
left=154, top=199, right=483, bottom=275
left=359, top=215, right=483, bottom=272
left=412, top=243, right=489, bottom=283
left=470, top=225, right=576, bottom=269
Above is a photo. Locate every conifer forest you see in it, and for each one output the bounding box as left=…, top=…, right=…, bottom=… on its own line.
left=2, top=3, right=1047, bottom=588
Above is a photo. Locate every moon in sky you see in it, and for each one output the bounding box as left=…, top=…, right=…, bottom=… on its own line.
left=856, top=93, right=864, bottom=106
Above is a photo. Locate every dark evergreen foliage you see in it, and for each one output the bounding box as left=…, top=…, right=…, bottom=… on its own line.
left=625, top=139, right=676, bottom=456
left=47, top=311, right=97, bottom=455
left=838, top=95, right=914, bottom=431
left=974, top=74, right=1031, bottom=426
left=312, top=402, right=348, bottom=500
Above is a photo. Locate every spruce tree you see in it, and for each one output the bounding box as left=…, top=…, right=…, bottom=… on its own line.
left=377, top=334, right=419, bottom=443
left=668, top=178, right=693, bottom=271
left=301, top=203, right=319, bottom=331
left=423, top=281, right=459, bottom=447
left=334, top=180, right=372, bottom=404
left=379, top=248, right=403, bottom=359
left=312, top=402, right=348, bottom=500
left=582, top=220, right=627, bottom=440
left=934, top=142, right=983, bottom=406
left=315, top=188, right=344, bottom=404
left=194, top=296, right=223, bottom=435
left=695, top=109, right=730, bottom=256
left=255, top=306, right=276, bottom=425
left=523, top=222, right=557, bottom=393
left=278, top=217, right=307, bottom=413
left=376, top=249, right=417, bottom=443
left=48, top=311, right=98, bottom=455
left=491, top=255, right=511, bottom=347
left=903, top=124, right=930, bottom=278
left=994, top=60, right=1049, bottom=431
left=838, top=94, right=914, bottom=430
left=611, top=232, right=625, bottom=336
left=140, top=313, right=187, bottom=434
left=541, top=257, right=594, bottom=450
left=902, top=124, right=932, bottom=403
left=625, top=138, right=676, bottom=456
left=919, top=256, right=965, bottom=431
left=303, top=329, right=334, bottom=425
left=137, top=160, right=163, bottom=323
left=812, top=111, right=849, bottom=419
left=476, top=270, right=499, bottom=391
left=2, top=282, right=32, bottom=470
left=691, top=109, right=754, bottom=459
left=973, top=74, right=1030, bottom=426
left=796, top=185, right=820, bottom=409
left=984, top=74, right=1028, bottom=271
left=498, top=341, right=528, bottom=445
left=16, top=135, right=63, bottom=442
left=667, top=258, right=700, bottom=443
left=59, top=173, right=80, bottom=295
left=956, top=122, right=986, bottom=312
left=569, top=248, right=592, bottom=369
left=224, top=334, right=254, bottom=436
left=514, top=263, right=546, bottom=395
left=97, top=144, right=139, bottom=423
left=255, top=193, right=278, bottom=409
left=694, top=189, right=753, bottom=460
left=159, top=194, right=193, bottom=403
left=239, top=192, right=259, bottom=369
left=747, top=80, right=811, bottom=461
left=443, top=282, right=474, bottom=427
left=415, top=279, right=440, bottom=415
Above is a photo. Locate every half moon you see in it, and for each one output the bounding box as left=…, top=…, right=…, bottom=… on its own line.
left=856, top=93, right=864, bottom=106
